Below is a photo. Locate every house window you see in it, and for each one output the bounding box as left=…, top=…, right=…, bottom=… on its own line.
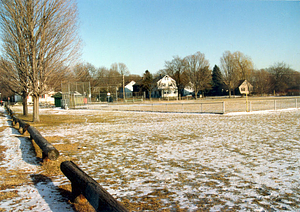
left=241, top=88, right=245, bottom=92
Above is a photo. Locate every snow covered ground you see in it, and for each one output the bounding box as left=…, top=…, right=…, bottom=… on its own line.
left=1, top=106, right=300, bottom=211
left=0, top=107, right=74, bottom=212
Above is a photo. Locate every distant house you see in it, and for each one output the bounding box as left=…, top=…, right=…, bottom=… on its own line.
left=183, top=82, right=194, bottom=96
left=238, top=80, right=253, bottom=95
left=14, top=91, right=56, bottom=105
left=151, top=75, right=178, bottom=98
left=120, top=81, right=136, bottom=98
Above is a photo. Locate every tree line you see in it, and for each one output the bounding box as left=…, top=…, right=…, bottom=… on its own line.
left=1, top=48, right=300, bottom=114
left=160, top=51, right=300, bottom=98
left=35, top=51, right=300, bottom=101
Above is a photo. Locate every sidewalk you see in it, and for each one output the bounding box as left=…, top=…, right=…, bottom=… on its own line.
left=0, top=106, right=74, bottom=212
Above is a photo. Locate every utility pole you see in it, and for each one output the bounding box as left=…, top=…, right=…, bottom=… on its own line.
left=123, top=75, right=125, bottom=102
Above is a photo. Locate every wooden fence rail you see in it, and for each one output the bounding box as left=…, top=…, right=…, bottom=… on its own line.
left=27, top=126, right=59, bottom=161
left=5, top=104, right=59, bottom=161
left=12, top=116, right=30, bottom=134
left=61, top=161, right=128, bottom=212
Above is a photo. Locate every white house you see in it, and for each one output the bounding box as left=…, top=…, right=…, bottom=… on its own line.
left=183, top=82, right=194, bottom=96
left=238, top=80, right=253, bottom=95
left=125, top=81, right=135, bottom=97
left=119, top=81, right=136, bottom=98
left=14, top=91, right=56, bottom=105
left=152, top=75, right=178, bottom=98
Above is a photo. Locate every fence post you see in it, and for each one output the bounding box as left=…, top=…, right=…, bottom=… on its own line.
left=222, top=102, right=225, bottom=114
left=296, top=99, right=298, bottom=108
left=274, top=100, right=276, bottom=110
left=249, top=101, right=252, bottom=112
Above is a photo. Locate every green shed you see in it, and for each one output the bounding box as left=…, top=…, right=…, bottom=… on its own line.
left=52, top=92, right=62, bottom=107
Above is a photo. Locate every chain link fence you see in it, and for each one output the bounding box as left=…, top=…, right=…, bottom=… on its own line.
left=61, top=82, right=91, bottom=109
left=87, top=97, right=300, bottom=114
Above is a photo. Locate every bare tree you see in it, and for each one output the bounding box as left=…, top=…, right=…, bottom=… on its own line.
left=220, top=51, right=254, bottom=97
left=0, top=1, right=31, bottom=114
left=0, top=0, right=81, bottom=122
left=0, top=58, right=28, bottom=107
left=73, top=63, right=93, bottom=83
left=233, top=51, right=254, bottom=81
left=252, top=69, right=272, bottom=95
left=220, top=51, right=238, bottom=98
left=110, top=63, right=129, bottom=100
left=164, top=56, right=187, bottom=97
left=267, top=62, right=295, bottom=94
left=184, top=52, right=210, bottom=98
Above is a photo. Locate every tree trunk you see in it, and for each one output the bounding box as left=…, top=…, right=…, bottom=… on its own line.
left=195, top=89, right=198, bottom=99
left=33, top=95, right=40, bottom=122
left=22, top=93, right=28, bottom=116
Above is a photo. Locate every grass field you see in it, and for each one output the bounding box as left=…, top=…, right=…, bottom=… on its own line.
left=2, top=97, right=300, bottom=211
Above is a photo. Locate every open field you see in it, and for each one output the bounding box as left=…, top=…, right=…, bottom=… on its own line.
left=1, top=98, right=300, bottom=211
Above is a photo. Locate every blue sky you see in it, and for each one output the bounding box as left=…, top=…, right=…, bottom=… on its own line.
left=77, top=0, right=300, bottom=75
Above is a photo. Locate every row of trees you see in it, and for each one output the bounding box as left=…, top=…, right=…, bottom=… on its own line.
left=161, top=51, right=300, bottom=98
left=57, top=51, right=300, bottom=100
left=2, top=48, right=299, bottom=109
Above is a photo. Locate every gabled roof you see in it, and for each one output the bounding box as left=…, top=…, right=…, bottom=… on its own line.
left=239, top=80, right=253, bottom=88
left=125, top=81, right=136, bottom=92
left=156, top=75, right=177, bottom=89
left=152, top=74, right=164, bottom=84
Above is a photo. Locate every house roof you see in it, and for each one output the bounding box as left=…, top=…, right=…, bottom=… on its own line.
left=152, top=74, right=164, bottom=84
left=239, top=80, right=253, bottom=88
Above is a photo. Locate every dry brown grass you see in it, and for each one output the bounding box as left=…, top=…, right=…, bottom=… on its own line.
left=0, top=167, right=30, bottom=210
left=16, top=113, right=119, bottom=128
left=0, top=126, right=8, bottom=133
left=0, top=145, right=6, bottom=163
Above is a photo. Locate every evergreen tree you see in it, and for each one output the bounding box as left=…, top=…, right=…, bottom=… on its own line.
left=142, top=70, right=153, bottom=98
left=211, top=65, right=224, bottom=96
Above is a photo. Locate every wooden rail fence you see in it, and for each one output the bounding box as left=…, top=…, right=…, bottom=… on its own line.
left=5, top=104, right=59, bottom=161
left=3, top=103, right=128, bottom=211
left=27, top=126, right=59, bottom=161
left=61, top=161, right=128, bottom=212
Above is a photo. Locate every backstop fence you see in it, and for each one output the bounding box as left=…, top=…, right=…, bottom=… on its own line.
left=61, top=82, right=91, bottom=109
